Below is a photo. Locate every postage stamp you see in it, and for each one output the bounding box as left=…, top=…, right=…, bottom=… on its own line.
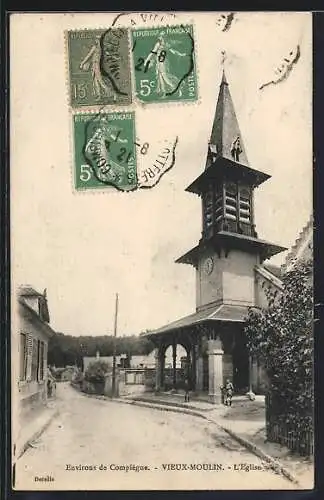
left=73, top=111, right=137, bottom=191
left=131, top=24, right=198, bottom=104
left=67, top=28, right=132, bottom=108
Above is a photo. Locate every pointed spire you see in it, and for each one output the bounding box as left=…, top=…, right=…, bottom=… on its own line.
left=207, top=58, right=249, bottom=168
left=221, top=69, right=228, bottom=85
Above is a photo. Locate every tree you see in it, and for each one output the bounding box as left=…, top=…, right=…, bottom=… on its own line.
left=244, top=258, right=313, bottom=447
left=84, top=360, right=111, bottom=384
left=48, top=332, right=154, bottom=367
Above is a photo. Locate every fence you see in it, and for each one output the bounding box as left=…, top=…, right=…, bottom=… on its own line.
left=265, top=393, right=314, bottom=456
left=123, top=369, right=146, bottom=385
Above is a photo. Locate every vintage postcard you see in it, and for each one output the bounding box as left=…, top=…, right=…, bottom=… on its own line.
left=10, top=11, right=313, bottom=491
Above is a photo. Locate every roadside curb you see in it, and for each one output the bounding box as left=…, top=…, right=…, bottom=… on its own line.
left=72, top=387, right=300, bottom=487
left=118, top=397, right=301, bottom=487
left=208, top=420, right=300, bottom=486
left=16, top=407, right=59, bottom=461
left=113, top=397, right=208, bottom=421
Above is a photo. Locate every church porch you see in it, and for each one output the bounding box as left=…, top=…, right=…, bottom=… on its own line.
left=144, top=305, right=266, bottom=404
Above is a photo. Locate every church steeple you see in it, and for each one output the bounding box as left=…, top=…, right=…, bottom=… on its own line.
left=208, top=69, right=249, bottom=167
left=176, top=62, right=287, bottom=269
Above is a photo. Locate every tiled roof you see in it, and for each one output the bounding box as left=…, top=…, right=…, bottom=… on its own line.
left=145, top=304, right=250, bottom=337
left=263, top=264, right=282, bottom=279
left=18, top=285, right=43, bottom=297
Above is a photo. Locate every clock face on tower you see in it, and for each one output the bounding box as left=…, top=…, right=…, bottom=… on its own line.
left=203, top=257, right=214, bottom=275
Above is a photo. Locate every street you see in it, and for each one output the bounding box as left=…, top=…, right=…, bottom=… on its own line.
left=15, top=383, right=294, bottom=490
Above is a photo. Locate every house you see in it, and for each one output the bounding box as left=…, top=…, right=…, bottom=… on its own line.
left=17, top=285, right=56, bottom=418
left=83, top=347, right=186, bottom=373
left=83, top=351, right=116, bottom=374
left=130, top=348, right=185, bottom=369
left=60, top=365, right=79, bottom=381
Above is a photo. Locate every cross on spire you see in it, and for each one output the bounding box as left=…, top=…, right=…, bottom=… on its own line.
left=221, top=50, right=227, bottom=66
left=220, top=51, right=228, bottom=85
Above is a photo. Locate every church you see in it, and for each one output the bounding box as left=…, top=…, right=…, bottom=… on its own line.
left=144, top=69, right=287, bottom=403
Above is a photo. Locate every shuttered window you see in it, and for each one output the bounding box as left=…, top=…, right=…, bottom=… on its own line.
left=203, top=188, right=214, bottom=237
left=19, top=333, right=28, bottom=381
left=31, top=338, right=38, bottom=380
left=225, top=182, right=238, bottom=221
left=239, top=186, right=251, bottom=223
left=26, top=334, right=33, bottom=380
left=38, top=341, right=45, bottom=381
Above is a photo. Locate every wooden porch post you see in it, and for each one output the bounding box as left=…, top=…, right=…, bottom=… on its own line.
left=172, top=341, right=177, bottom=389
left=191, top=342, right=196, bottom=390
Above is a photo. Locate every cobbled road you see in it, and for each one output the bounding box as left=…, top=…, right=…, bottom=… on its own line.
left=15, top=383, right=294, bottom=490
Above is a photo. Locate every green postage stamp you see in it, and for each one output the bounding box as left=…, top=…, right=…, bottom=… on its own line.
left=131, top=25, right=198, bottom=104
left=67, top=28, right=132, bottom=108
left=73, top=112, right=137, bottom=191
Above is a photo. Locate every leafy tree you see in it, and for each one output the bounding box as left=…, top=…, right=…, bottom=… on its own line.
left=48, top=332, right=154, bottom=368
left=244, top=258, right=313, bottom=451
left=84, top=360, right=111, bottom=384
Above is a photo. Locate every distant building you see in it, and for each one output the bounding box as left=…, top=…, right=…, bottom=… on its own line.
left=60, top=366, right=79, bottom=381
left=83, top=347, right=186, bottom=373
left=17, top=286, right=55, bottom=417
left=130, top=348, right=185, bottom=369
left=83, top=352, right=113, bottom=374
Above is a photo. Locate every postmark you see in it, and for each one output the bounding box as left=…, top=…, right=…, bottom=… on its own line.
left=137, top=136, right=178, bottom=188
left=73, top=111, right=137, bottom=191
left=73, top=110, right=179, bottom=192
left=131, top=25, right=198, bottom=104
left=259, top=45, right=301, bottom=90
left=111, top=12, right=178, bottom=27
left=67, top=28, right=132, bottom=108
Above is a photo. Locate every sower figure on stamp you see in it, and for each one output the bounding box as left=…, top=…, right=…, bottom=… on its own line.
left=230, top=136, right=242, bottom=162
left=79, top=36, right=116, bottom=101
left=143, top=33, right=187, bottom=98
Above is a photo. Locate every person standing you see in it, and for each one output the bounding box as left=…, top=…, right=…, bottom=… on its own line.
left=184, top=377, right=190, bottom=402
left=224, top=379, right=234, bottom=406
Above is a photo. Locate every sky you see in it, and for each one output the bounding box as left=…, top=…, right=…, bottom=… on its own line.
left=11, top=12, right=312, bottom=337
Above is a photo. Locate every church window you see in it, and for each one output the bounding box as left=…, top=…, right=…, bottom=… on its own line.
left=225, top=182, right=238, bottom=221
left=214, top=187, right=223, bottom=221
left=239, top=186, right=251, bottom=223
left=203, top=188, right=214, bottom=237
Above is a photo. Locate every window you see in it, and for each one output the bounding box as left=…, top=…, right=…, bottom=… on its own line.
left=38, top=341, right=45, bottom=381
left=225, top=182, right=238, bottom=221
left=203, top=188, right=214, bottom=236
left=31, top=338, right=38, bottom=380
left=239, top=187, right=251, bottom=223
left=214, top=187, right=223, bottom=222
left=19, top=333, right=28, bottom=381
left=31, top=339, right=46, bottom=381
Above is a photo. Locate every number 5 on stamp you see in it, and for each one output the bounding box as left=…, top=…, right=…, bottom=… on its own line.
left=131, top=25, right=198, bottom=104
left=73, top=112, right=137, bottom=192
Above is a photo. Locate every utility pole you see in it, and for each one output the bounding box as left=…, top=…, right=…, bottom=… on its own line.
left=111, top=293, right=119, bottom=398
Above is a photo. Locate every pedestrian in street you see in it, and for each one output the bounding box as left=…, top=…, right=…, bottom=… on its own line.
left=224, top=379, right=234, bottom=406
left=184, top=377, right=190, bottom=403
